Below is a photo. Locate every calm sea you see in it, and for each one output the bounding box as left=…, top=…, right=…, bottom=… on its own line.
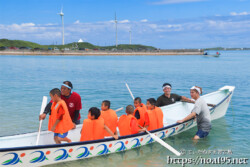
left=0, top=51, right=249, bottom=166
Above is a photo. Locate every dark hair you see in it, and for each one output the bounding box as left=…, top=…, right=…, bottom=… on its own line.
left=126, top=105, right=134, bottom=114
left=89, top=107, right=101, bottom=119
left=134, top=97, right=142, bottom=103
left=102, top=100, right=110, bottom=109
left=147, top=98, right=156, bottom=106
left=162, top=83, right=172, bottom=88
left=63, top=81, right=73, bottom=89
left=50, top=88, right=61, bottom=96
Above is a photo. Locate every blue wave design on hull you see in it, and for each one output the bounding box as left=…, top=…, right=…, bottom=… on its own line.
left=146, top=135, right=154, bottom=144
left=97, top=144, right=110, bottom=155
left=30, top=151, right=47, bottom=163
left=168, top=128, right=175, bottom=136
left=131, top=138, right=141, bottom=148
left=186, top=120, right=194, bottom=128
left=159, top=131, right=166, bottom=139
left=77, top=147, right=91, bottom=158
left=178, top=124, right=185, bottom=132
left=54, top=149, right=69, bottom=161
left=115, top=141, right=126, bottom=151
left=2, top=153, right=20, bottom=165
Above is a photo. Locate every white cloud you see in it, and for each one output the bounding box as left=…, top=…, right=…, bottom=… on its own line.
left=230, top=11, right=250, bottom=16
left=74, top=20, right=80, bottom=24
left=140, top=19, right=148, bottom=22
left=152, top=0, right=206, bottom=5
left=2, top=14, right=250, bottom=48
left=20, top=23, right=36, bottom=27
left=119, top=20, right=130, bottom=23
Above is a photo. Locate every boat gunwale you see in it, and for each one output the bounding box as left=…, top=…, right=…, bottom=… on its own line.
left=0, top=89, right=233, bottom=152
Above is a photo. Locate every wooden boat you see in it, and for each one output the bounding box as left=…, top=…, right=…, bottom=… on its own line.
left=0, top=86, right=235, bottom=167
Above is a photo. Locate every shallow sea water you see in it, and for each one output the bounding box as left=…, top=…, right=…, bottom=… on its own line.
left=0, top=51, right=249, bottom=166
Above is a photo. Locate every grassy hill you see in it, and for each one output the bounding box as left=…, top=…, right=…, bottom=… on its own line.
left=0, top=39, right=43, bottom=48
left=0, top=39, right=156, bottom=50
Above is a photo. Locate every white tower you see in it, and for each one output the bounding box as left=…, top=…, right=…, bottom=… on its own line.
left=115, top=12, right=118, bottom=47
left=58, top=7, right=64, bottom=45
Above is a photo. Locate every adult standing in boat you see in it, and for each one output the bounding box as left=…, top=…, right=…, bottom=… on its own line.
left=156, top=83, right=193, bottom=107
left=39, top=81, right=82, bottom=127
left=177, top=86, right=211, bottom=140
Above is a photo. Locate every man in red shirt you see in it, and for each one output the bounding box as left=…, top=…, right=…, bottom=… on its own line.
left=39, top=81, right=82, bottom=128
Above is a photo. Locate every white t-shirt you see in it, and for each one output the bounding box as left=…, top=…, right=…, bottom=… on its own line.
left=192, top=97, right=211, bottom=132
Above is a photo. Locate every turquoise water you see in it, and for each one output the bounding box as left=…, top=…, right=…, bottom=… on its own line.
left=0, top=51, right=249, bottom=166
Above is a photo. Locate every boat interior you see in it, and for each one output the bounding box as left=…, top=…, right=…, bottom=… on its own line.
left=0, top=87, right=232, bottom=149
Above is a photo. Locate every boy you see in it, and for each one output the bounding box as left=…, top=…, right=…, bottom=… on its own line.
left=144, top=98, right=164, bottom=131
left=100, top=100, right=118, bottom=136
left=118, top=105, right=146, bottom=136
left=133, top=97, right=147, bottom=127
left=80, top=107, right=118, bottom=141
left=48, top=88, right=74, bottom=144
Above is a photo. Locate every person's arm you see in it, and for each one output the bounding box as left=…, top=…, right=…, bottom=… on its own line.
left=177, top=112, right=196, bottom=123
left=39, top=102, right=52, bottom=120
left=155, top=97, right=161, bottom=107
left=181, top=96, right=195, bottom=103
left=51, top=119, right=60, bottom=132
left=144, top=112, right=149, bottom=129
left=131, top=118, right=140, bottom=134
left=137, top=124, right=146, bottom=133
left=104, top=125, right=118, bottom=139
left=73, top=110, right=80, bottom=124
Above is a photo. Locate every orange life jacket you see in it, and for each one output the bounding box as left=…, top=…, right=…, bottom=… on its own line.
left=118, top=115, right=138, bottom=136
left=101, top=109, right=118, bottom=136
left=133, top=103, right=147, bottom=127
left=146, top=107, right=163, bottom=131
left=80, top=117, right=105, bottom=142
left=48, top=100, right=74, bottom=133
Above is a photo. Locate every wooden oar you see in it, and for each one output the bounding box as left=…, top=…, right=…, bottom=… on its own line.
left=125, top=82, right=181, bottom=156
left=36, top=96, right=48, bottom=145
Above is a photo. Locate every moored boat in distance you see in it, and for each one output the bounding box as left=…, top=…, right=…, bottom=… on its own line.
left=203, top=51, right=220, bottom=57
left=0, top=86, right=235, bottom=167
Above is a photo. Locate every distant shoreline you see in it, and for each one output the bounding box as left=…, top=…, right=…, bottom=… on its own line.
left=0, top=50, right=204, bottom=56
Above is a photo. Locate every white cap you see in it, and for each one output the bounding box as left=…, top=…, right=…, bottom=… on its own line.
left=190, top=86, right=201, bottom=94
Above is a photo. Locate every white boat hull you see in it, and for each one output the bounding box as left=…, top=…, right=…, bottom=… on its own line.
left=0, top=86, right=235, bottom=167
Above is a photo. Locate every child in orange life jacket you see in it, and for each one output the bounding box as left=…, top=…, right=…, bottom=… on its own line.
left=100, top=100, right=118, bottom=136
left=118, top=105, right=146, bottom=136
left=48, top=88, right=74, bottom=144
left=144, top=98, right=164, bottom=131
left=80, top=107, right=118, bottom=141
left=133, top=97, right=147, bottom=127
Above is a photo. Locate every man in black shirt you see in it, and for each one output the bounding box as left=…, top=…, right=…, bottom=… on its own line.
left=156, top=83, right=194, bottom=107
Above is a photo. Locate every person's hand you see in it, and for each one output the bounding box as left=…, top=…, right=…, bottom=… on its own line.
left=51, top=126, right=55, bottom=132
left=208, top=104, right=216, bottom=107
left=113, top=135, right=119, bottom=140
left=39, top=113, right=46, bottom=120
left=177, top=120, right=184, bottom=124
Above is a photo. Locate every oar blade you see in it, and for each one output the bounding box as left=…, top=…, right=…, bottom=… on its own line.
left=36, top=96, right=48, bottom=145
left=149, top=132, right=181, bottom=156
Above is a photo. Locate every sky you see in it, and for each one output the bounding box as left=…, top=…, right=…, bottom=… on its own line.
left=1, top=0, right=250, bottom=49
